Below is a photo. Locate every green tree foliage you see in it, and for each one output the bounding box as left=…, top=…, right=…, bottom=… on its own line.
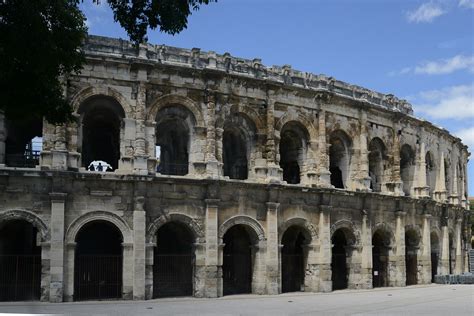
left=0, top=0, right=215, bottom=124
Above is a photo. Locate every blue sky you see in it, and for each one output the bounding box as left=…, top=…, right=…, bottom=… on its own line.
left=80, top=0, right=474, bottom=195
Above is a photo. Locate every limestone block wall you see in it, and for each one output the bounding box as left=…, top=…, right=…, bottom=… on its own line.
left=0, top=35, right=470, bottom=303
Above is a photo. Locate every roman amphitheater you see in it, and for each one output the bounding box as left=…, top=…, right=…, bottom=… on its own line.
left=0, top=35, right=470, bottom=302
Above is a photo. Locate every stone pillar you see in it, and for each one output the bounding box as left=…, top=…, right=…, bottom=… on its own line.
left=132, top=197, right=146, bottom=300
left=439, top=225, right=450, bottom=275
left=0, top=110, right=6, bottom=165
left=145, top=120, right=157, bottom=174
left=133, top=83, right=149, bottom=174
left=205, top=91, right=219, bottom=177
left=387, top=124, right=403, bottom=195
left=434, top=152, right=447, bottom=202
left=119, top=118, right=135, bottom=172
left=454, top=218, right=463, bottom=274
left=205, top=198, right=220, bottom=298
left=414, top=142, right=430, bottom=198
left=49, top=193, right=67, bottom=302
left=144, top=241, right=155, bottom=299
left=317, top=205, right=332, bottom=292
left=419, top=214, right=432, bottom=284
left=63, top=243, right=75, bottom=301
left=252, top=241, right=267, bottom=294
left=392, top=210, right=406, bottom=286
left=356, top=111, right=371, bottom=190
left=449, top=166, right=460, bottom=205
left=265, top=97, right=282, bottom=182
left=266, top=201, right=280, bottom=294
left=66, top=114, right=81, bottom=171
left=317, top=110, right=331, bottom=187
left=45, top=124, right=68, bottom=170
left=359, top=212, right=372, bottom=289
left=122, top=243, right=134, bottom=299
left=303, top=242, right=319, bottom=292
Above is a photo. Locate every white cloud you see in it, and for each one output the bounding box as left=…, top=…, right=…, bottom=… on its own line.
left=411, top=83, right=474, bottom=120
left=407, top=2, right=446, bottom=23
left=415, top=55, right=474, bottom=74
left=459, top=0, right=474, bottom=9
left=454, top=126, right=474, bottom=148
left=390, top=55, right=474, bottom=76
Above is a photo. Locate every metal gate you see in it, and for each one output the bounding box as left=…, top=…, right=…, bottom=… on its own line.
left=74, top=255, right=122, bottom=301
left=406, top=254, right=417, bottom=285
left=431, top=253, right=439, bottom=282
left=282, top=254, right=304, bottom=292
left=0, top=255, right=41, bottom=301
left=223, top=253, right=252, bottom=295
left=153, top=254, right=193, bottom=298
left=331, top=253, right=348, bottom=290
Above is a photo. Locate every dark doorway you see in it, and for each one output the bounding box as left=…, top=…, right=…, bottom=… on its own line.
left=223, top=127, right=248, bottom=180
left=405, top=230, right=419, bottom=286
left=153, top=222, right=194, bottom=298
left=372, top=230, right=389, bottom=288
left=430, top=232, right=439, bottom=283
left=368, top=138, right=386, bottom=192
left=223, top=225, right=252, bottom=295
left=330, top=166, right=344, bottom=189
left=400, top=144, right=415, bottom=196
left=0, top=220, right=41, bottom=301
left=281, top=226, right=307, bottom=293
left=5, top=119, right=42, bottom=168
left=80, top=97, right=124, bottom=171
left=279, top=123, right=307, bottom=185
left=155, top=107, right=191, bottom=176
left=331, top=229, right=348, bottom=290
left=329, top=131, right=351, bottom=189
left=74, top=221, right=123, bottom=301
left=449, top=235, right=454, bottom=275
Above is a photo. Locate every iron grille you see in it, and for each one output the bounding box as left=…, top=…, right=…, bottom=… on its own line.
left=153, top=254, right=193, bottom=298
left=0, top=255, right=41, bottom=301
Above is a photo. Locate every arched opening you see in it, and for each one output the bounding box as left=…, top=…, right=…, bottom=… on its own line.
left=4, top=118, right=42, bottom=168
left=74, top=221, right=123, bottom=301
left=223, top=127, right=248, bottom=180
left=368, top=138, right=387, bottom=192
left=444, top=158, right=450, bottom=196
left=430, top=232, right=439, bottom=283
left=279, top=122, right=308, bottom=184
left=79, top=97, right=125, bottom=171
left=331, top=229, right=350, bottom=290
left=222, top=225, right=254, bottom=295
left=155, top=106, right=193, bottom=176
left=281, top=226, right=308, bottom=293
left=372, top=229, right=390, bottom=288
left=405, top=229, right=420, bottom=286
left=425, top=152, right=435, bottom=197
left=329, top=131, right=351, bottom=189
left=400, top=144, right=415, bottom=196
left=0, top=220, right=41, bottom=301
left=153, top=222, right=195, bottom=298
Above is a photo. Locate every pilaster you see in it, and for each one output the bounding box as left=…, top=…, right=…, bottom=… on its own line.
left=454, top=218, right=463, bottom=274
left=205, top=90, right=219, bottom=177
left=317, top=109, right=331, bottom=187
left=440, top=225, right=450, bottom=275
left=48, top=192, right=67, bottom=302
left=265, top=97, right=282, bottom=182
left=393, top=210, right=406, bottom=286
left=266, top=201, right=280, bottom=294
left=419, top=213, right=432, bottom=284
left=132, top=197, right=146, bottom=300
left=356, top=111, right=371, bottom=190
left=434, top=152, right=447, bottom=202
left=317, top=205, right=332, bottom=292
left=205, top=198, right=220, bottom=297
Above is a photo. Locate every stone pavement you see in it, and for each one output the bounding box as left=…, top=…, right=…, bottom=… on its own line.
left=0, top=284, right=472, bottom=315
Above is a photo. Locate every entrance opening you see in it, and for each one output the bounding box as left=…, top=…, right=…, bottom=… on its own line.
left=400, top=144, right=415, bottom=196
left=405, top=229, right=419, bottom=286
left=331, top=229, right=349, bottom=290
left=425, top=152, right=435, bottom=197
left=223, top=127, right=248, bottom=180
left=281, top=226, right=307, bottom=293
left=279, top=122, right=308, bottom=184
left=368, top=138, right=386, bottom=192
left=5, top=119, right=42, bottom=168
left=449, top=234, right=454, bottom=274
left=79, top=97, right=124, bottom=171
left=155, top=106, right=192, bottom=175
left=74, top=221, right=123, bottom=301
left=153, top=222, right=194, bottom=298
left=0, top=220, right=41, bottom=301
left=329, top=131, right=351, bottom=189
left=222, top=225, right=253, bottom=295
left=372, top=230, right=390, bottom=288
left=430, top=232, right=439, bottom=283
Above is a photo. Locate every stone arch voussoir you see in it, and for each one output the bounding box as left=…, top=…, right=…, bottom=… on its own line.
left=275, top=110, right=317, bottom=141
left=147, top=213, right=204, bottom=244
left=147, top=94, right=205, bottom=126
left=70, top=85, right=134, bottom=118
left=330, top=219, right=361, bottom=247
left=372, top=222, right=396, bottom=247
left=279, top=217, right=318, bottom=243
left=0, top=209, right=50, bottom=242
left=65, top=211, right=133, bottom=244
left=219, top=215, right=266, bottom=243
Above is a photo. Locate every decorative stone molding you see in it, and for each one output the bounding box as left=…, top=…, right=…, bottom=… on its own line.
left=146, top=213, right=205, bottom=243
left=218, top=215, right=266, bottom=242
left=146, top=94, right=205, bottom=127
left=278, top=217, right=318, bottom=243
left=330, top=219, right=361, bottom=246
left=0, top=209, right=50, bottom=242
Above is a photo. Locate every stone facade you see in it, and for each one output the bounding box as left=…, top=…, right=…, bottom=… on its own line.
left=0, top=35, right=470, bottom=302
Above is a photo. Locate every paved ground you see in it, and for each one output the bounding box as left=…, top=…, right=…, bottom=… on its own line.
left=0, top=284, right=472, bottom=315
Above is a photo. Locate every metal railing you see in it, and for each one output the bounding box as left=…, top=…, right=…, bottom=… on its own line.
left=0, top=255, right=41, bottom=301
left=5, top=150, right=40, bottom=168
left=153, top=254, right=193, bottom=298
